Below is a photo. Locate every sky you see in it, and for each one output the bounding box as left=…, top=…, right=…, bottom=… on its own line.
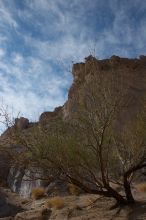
left=0, top=0, right=146, bottom=129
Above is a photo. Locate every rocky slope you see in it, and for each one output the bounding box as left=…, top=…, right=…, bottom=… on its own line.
left=1, top=186, right=146, bottom=220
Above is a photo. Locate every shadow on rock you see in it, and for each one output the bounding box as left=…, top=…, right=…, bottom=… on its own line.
left=127, top=201, right=146, bottom=220
left=0, top=190, right=24, bottom=218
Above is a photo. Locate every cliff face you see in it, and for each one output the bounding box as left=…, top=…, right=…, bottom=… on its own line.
left=62, top=55, right=146, bottom=123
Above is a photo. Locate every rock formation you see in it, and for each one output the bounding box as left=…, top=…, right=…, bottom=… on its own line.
left=39, top=106, right=62, bottom=125
left=15, top=117, right=29, bottom=130
left=63, top=55, right=146, bottom=122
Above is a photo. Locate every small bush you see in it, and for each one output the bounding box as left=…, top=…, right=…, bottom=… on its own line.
left=45, top=196, right=64, bottom=209
left=68, top=183, right=81, bottom=196
left=136, top=183, right=146, bottom=192
left=31, top=187, right=45, bottom=200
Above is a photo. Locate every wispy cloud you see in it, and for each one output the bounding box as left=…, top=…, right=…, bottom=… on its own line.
left=0, top=0, right=18, bottom=28
left=0, top=53, right=70, bottom=120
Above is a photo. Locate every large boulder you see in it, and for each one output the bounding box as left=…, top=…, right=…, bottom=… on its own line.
left=1, top=117, right=29, bottom=138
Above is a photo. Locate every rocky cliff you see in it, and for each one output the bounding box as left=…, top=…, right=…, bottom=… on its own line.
left=9, top=55, right=146, bottom=128
left=63, top=55, right=146, bottom=121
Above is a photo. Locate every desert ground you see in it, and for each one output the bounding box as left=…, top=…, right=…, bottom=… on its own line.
left=0, top=186, right=146, bottom=220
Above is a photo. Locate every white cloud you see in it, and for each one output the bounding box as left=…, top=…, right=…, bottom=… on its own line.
left=0, top=51, right=71, bottom=125
left=0, top=1, right=18, bottom=28
left=0, top=48, right=5, bottom=58
left=12, top=53, right=24, bottom=66
left=23, top=35, right=90, bottom=62
left=20, top=0, right=146, bottom=60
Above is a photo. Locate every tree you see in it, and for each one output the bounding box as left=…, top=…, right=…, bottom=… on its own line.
left=1, top=57, right=146, bottom=207
left=62, top=67, right=146, bottom=205
left=39, top=62, right=146, bottom=206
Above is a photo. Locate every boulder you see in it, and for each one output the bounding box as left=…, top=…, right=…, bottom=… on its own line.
left=39, top=107, right=62, bottom=125
left=15, top=117, right=29, bottom=130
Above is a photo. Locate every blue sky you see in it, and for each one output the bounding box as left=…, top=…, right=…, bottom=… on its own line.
left=0, top=0, right=146, bottom=128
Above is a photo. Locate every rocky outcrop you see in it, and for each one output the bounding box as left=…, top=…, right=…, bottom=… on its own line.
left=7, top=167, right=46, bottom=197
left=63, top=55, right=146, bottom=121
left=39, top=107, right=62, bottom=125
left=1, top=117, right=29, bottom=138
left=15, top=117, right=29, bottom=130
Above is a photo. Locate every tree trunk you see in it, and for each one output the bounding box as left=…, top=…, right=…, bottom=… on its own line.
left=67, top=175, right=128, bottom=205
left=122, top=162, right=146, bottom=204
left=124, top=175, right=135, bottom=204
left=106, top=185, right=128, bottom=205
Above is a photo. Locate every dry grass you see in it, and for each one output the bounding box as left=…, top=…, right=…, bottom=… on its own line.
left=31, top=187, right=45, bottom=200
left=136, top=183, right=146, bottom=192
left=45, top=196, right=65, bottom=209
left=68, top=183, right=81, bottom=196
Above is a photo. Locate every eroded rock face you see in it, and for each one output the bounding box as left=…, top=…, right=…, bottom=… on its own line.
left=7, top=167, right=44, bottom=197
left=39, top=107, right=62, bottom=125
left=62, top=55, right=146, bottom=121
left=1, top=117, right=29, bottom=138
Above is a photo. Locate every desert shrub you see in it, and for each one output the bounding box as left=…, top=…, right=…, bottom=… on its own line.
left=45, top=196, right=64, bottom=209
left=68, top=183, right=81, bottom=196
left=136, top=183, right=146, bottom=192
left=31, top=187, right=45, bottom=200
